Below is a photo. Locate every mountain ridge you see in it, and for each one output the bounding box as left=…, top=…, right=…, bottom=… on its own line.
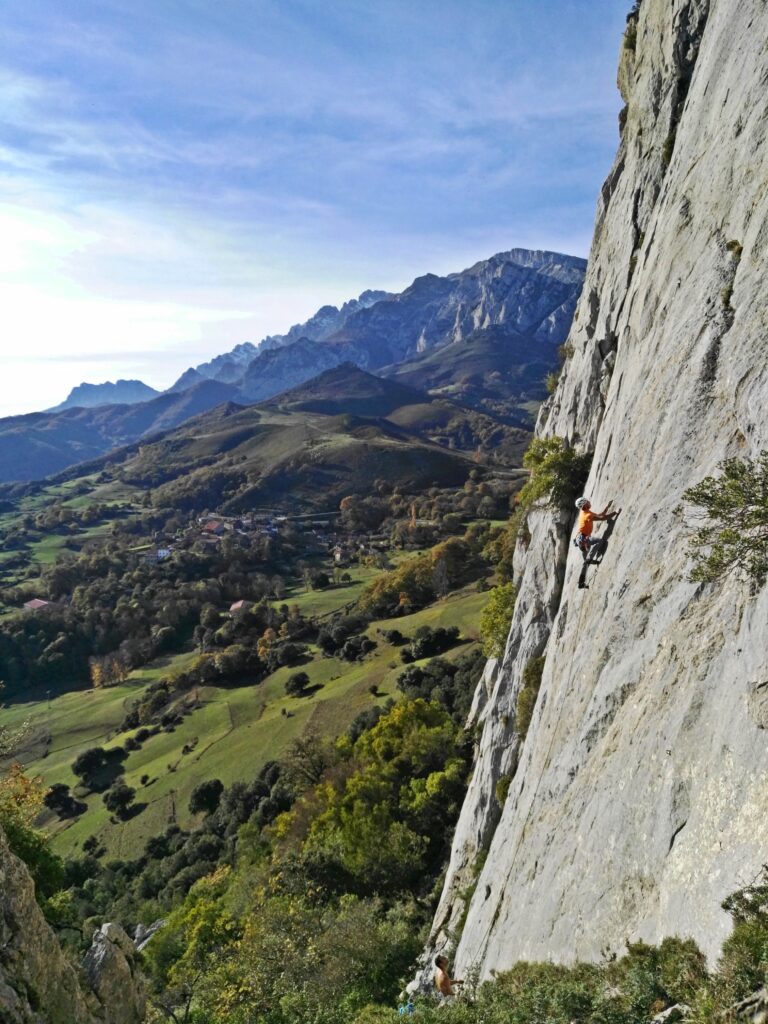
left=7, top=248, right=585, bottom=484
left=49, top=378, right=161, bottom=413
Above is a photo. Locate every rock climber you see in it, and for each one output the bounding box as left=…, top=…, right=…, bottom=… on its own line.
left=434, top=955, right=463, bottom=1003
left=574, top=496, right=621, bottom=589
left=573, top=496, right=617, bottom=557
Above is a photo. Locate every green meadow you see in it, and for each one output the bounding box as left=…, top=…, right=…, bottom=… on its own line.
left=9, top=584, right=485, bottom=861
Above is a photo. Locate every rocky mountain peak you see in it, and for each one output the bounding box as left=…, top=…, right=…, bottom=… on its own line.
left=50, top=379, right=161, bottom=413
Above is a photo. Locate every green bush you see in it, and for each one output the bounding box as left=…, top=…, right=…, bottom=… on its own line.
left=359, top=538, right=473, bottom=616
left=681, top=450, right=768, bottom=583
left=480, top=583, right=516, bottom=659
left=516, top=656, right=545, bottom=740
left=714, top=867, right=768, bottom=1008
left=495, top=774, right=511, bottom=807
left=713, top=919, right=768, bottom=1007
left=285, top=671, right=310, bottom=697
left=189, top=779, right=224, bottom=815
left=518, top=436, right=592, bottom=514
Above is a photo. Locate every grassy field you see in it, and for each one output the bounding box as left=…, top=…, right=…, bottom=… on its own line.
left=271, top=552, right=417, bottom=619
left=6, top=585, right=486, bottom=861
left=0, top=476, right=145, bottom=595
left=271, top=567, right=382, bottom=618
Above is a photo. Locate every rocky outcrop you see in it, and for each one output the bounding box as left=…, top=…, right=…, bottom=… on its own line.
left=651, top=1006, right=691, bottom=1024
left=0, top=827, right=146, bottom=1024
left=428, top=0, right=768, bottom=980
left=0, top=827, right=94, bottom=1023
left=729, top=988, right=768, bottom=1023
left=83, top=923, right=146, bottom=1024
left=133, top=920, right=165, bottom=953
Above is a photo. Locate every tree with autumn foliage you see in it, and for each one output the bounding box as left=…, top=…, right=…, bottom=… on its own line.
left=0, top=763, right=64, bottom=902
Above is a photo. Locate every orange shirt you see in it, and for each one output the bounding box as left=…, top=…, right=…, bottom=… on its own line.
left=577, top=508, right=595, bottom=536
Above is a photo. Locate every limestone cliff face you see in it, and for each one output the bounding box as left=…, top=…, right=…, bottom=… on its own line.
left=0, top=827, right=146, bottom=1024
left=0, top=827, right=94, bottom=1023
left=430, top=0, right=768, bottom=979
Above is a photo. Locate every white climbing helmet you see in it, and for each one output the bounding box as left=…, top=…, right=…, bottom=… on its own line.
left=575, top=496, right=589, bottom=509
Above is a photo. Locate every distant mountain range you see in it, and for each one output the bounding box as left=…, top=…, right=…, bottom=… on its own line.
left=1, top=248, right=585, bottom=483
left=21, top=365, right=531, bottom=514
left=50, top=379, right=161, bottom=412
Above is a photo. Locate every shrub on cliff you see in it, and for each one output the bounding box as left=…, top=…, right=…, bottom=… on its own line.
left=486, top=437, right=591, bottom=575
left=0, top=764, right=65, bottom=905
left=681, top=450, right=768, bottom=583
left=714, top=866, right=768, bottom=1008
left=518, top=436, right=592, bottom=512
left=516, top=655, right=546, bottom=740
left=480, top=583, right=516, bottom=659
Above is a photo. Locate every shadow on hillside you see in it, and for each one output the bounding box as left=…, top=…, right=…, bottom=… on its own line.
left=302, top=683, right=325, bottom=698
left=121, top=802, right=148, bottom=821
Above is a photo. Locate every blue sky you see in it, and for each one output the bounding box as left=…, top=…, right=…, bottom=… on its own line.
left=0, top=0, right=627, bottom=415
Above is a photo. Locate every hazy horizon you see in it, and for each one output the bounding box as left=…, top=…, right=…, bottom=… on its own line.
left=0, top=0, right=626, bottom=416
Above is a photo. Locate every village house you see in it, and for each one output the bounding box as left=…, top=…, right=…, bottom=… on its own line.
left=202, top=521, right=228, bottom=537
left=23, top=598, right=51, bottom=611
left=145, top=547, right=173, bottom=564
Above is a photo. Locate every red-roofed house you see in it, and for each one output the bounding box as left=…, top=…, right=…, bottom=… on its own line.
left=229, top=600, right=253, bottom=613
left=24, top=598, right=51, bottom=611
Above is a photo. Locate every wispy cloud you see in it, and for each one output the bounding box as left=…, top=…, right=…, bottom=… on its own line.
left=0, top=0, right=626, bottom=415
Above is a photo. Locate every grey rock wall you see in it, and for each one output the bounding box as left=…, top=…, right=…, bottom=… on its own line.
left=0, top=827, right=94, bottom=1024
left=0, top=827, right=146, bottom=1024
left=428, top=0, right=768, bottom=980
left=83, top=923, right=147, bottom=1024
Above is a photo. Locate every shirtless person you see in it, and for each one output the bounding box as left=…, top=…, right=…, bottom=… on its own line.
left=434, top=955, right=463, bottom=1001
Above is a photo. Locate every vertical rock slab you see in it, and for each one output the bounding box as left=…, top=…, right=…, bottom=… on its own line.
left=430, top=0, right=768, bottom=980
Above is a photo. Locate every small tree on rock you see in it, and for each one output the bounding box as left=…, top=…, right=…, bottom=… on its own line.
left=681, top=451, right=768, bottom=583
left=480, top=583, right=517, bottom=659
